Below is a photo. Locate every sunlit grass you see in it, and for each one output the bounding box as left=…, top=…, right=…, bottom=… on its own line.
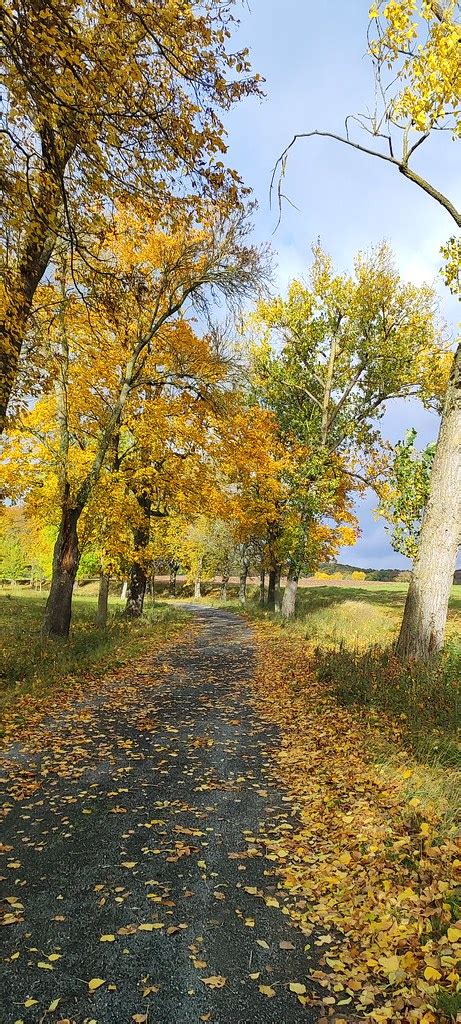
left=0, top=585, right=190, bottom=720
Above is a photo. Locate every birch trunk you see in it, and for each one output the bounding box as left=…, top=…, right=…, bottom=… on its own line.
left=282, top=563, right=299, bottom=618
left=96, top=572, right=110, bottom=627
left=396, top=343, right=461, bottom=659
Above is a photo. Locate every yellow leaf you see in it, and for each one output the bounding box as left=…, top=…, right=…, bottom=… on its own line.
left=424, top=966, right=441, bottom=982
left=447, top=926, right=461, bottom=942
left=48, top=999, right=60, bottom=1011
left=37, top=961, right=53, bottom=970
left=201, top=975, right=226, bottom=989
left=47, top=953, right=62, bottom=961
left=379, top=955, right=400, bottom=976
left=88, top=977, right=106, bottom=991
left=121, top=861, right=137, bottom=868
left=289, top=982, right=307, bottom=994
left=24, top=1000, right=38, bottom=1008
left=100, top=934, right=116, bottom=942
left=256, top=939, right=270, bottom=949
left=259, top=984, right=276, bottom=997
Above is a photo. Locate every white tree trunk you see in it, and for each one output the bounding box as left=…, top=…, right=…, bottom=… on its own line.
left=397, top=343, right=461, bottom=659
left=282, top=569, right=299, bottom=618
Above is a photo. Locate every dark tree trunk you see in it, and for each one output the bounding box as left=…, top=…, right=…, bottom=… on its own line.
left=396, top=343, right=461, bottom=660
left=282, top=562, right=299, bottom=618
left=274, top=566, right=282, bottom=612
left=42, top=505, right=80, bottom=639
left=267, top=567, right=277, bottom=612
left=259, top=564, right=265, bottom=606
left=96, top=572, right=110, bottom=627
left=126, top=561, right=148, bottom=618
left=125, top=495, right=151, bottom=619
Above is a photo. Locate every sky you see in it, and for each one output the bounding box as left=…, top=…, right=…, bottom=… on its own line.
left=220, top=0, right=460, bottom=568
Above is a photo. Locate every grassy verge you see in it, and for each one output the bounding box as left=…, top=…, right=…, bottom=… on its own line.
left=249, top=625, right=461, bottom=1023
left=316, top=641, right=460, bottom=768
left=0, top=586, right=190, bottom=727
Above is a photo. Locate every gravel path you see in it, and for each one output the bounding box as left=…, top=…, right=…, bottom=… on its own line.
left=1, top=607, right=320, bottom=1024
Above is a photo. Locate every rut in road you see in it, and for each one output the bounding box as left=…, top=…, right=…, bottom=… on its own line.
left=0, top=607, right=323, bottom=1024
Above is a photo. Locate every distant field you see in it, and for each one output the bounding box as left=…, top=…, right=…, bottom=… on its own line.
left=169, top=577, right=461, bottom=650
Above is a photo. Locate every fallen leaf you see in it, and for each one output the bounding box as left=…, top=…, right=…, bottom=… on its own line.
left=289, top=982, right=307, bottom=994
left=88, top=977, right=105, bottom=991
left=201, top=975, right=226, bottom=989
left=259, top=984, right=276, bottom=997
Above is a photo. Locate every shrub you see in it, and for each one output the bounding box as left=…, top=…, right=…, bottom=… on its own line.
left=351, top=570, right=366, bottom=581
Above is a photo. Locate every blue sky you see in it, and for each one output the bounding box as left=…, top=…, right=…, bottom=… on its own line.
left=222, top=0, right=460, bottom=568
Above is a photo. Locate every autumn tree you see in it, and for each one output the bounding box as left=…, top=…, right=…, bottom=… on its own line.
left=273, top=0, right=460, bottom=656
left=250, top=244, right=449, bottom=617
left=0, top=0, right=262, bottom=428
left=1, top=210, right=267, bottom=638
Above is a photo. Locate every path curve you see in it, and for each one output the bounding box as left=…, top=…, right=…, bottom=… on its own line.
left=1, top=607, right=319, bottom=1023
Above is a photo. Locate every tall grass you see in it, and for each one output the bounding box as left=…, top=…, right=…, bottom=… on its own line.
left=316, top=641, right=460, bottom=767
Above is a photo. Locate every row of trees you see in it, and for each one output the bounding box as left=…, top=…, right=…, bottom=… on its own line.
left=1, top=0, right=459, bottom=660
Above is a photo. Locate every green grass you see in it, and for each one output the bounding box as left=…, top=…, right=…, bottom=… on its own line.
left=182, top=579, right=461, bottom=648
left=316, top=641, right=460, bottom=767
left=0, top=585, right=190, bottom=720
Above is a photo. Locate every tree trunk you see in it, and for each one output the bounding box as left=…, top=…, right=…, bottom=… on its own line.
left=126, top=561, right=148, bottom=618
left=42, top=506, right=80, bottom=639
left=169, top=562, right=178, bottom=597
left=282, top=563, right=299, bottom=618
left=121, top=580, right=128, bottom=600
left=267, top=567, right=277, bottom=612
left=274, top=566, right=282, bottom=613
left=194, top=575, right=202, bottom=599
left=125, top=494, right=151, bottom=618
left=396, top=343, right=461, bottom=659
left=96, top=572, right=110, bottom=628
left=259, top=565, right=265, bottom=606
left=220, top=572, right=230, bottom=601
left=239, top=566, right=248, bottom=604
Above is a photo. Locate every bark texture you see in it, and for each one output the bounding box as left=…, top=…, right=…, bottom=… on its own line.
left=282, top=564, right=299, bottom=618
left=259, top=566, right=265, bottom=606
left=239, top=566, right=248, bottom=604
left=267, top=568, right=277, bottom=612
left=126, top=561, right=148, bottom=618
left=96, top=572, right=110, bottom=627
left=42, top=505, right=80, bottom=638
left=125, top=495, right=151, bottom=618
left=220, top=572, right=230, bottom=601
left=396, top=343, right=461, bottom=659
